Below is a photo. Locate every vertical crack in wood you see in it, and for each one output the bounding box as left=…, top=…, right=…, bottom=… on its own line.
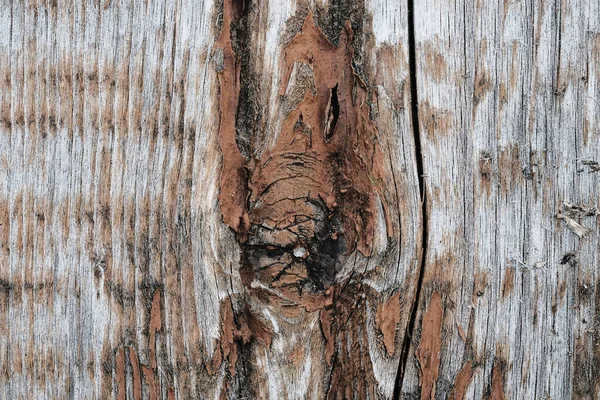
left=394, top=0, right=428, bottom=397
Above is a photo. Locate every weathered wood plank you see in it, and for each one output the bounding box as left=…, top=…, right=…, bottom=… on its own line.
left=0, top=0, right=421, bottom=398
left=402, top=0, right=600, bottom=399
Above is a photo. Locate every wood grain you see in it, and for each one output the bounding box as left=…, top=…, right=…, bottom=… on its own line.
left=401, top=0, right=600, bottom=399
left=4, top=0, right=598, bottom=398
left=0, top=0, right=421, bottom=398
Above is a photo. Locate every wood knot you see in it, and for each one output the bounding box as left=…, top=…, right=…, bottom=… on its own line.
left=241, top=198, right=347, bottom=295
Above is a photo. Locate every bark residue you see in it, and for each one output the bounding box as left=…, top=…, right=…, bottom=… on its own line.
left=499, top=81, right=508, bottom=107
left=0, top=65, right=10, bottom=130
left=214, top=1, right=393, bottom=396
left=479, top=150, right=493, bottom=194
left=376, top=291, right=401, bottom=356
left=592, top=32, right=600, bottom=66
left=217, top=298, right=239, bottom=375
left=110, top=289, right=164, bottom=400
left=574, top=327, right=600, bottom=398
left=487, top=360, right=506, bottom=400
left=324, top=282, right=378, bottom=399
left=217, top=5, right=388, bottom=299
left=212, top=280, right=380, bottom=396
left=264, top=11, right=386, bottom=258
left=116, top=348, right=126, bottom=400
left=473, top=67, right=492, bottom=107
left=573, top=335, right=589, bottom=398
left=456, top=323, right=467, bottom=342
left=472, top=271, right=488, bottom=302
left=0, top=198, right=8, bottom=252
left=149, top=289, right=162, bottom=369
left=375, top=43, right=408, bottom=109
left=501, top=267, right=515, bottom=299
left=214, top=297, right=273, bottom=375
left=590, top=278, right=600, bottom=395
left=215, top=0, right=251, bottom=235
left=577, top=271, right=593, bottom=305
left=13, top=193, right=24, bottom=259
left=448, top=361, right=473, bottom=400
left=0, top=198, right=9, bottom=319
left=419, top=101, right=452, bottom=138
left=498, top=144, right=522, bottom=194
left=129, top=347, right=142, bottom=400
left=422, top=40, right=447, bottom=83
left=142, top=289, right=162, bottom=400
left=320, top=308, right=335, bottom=364
left=416, top=292, right=443, bottom=400
left=552, top=277, right=567, bottom=315
left=473, top=39, right=492, bottom=107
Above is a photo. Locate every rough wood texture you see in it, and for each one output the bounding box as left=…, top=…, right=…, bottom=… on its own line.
left=3, top=0, right=599, bottom=399
left=0, top=0, right=421, bottom=398
left=401, top=0, right=600, bottom=399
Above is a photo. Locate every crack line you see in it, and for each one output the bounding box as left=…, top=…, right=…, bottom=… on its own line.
left=393, top=0, right=428, bottom=397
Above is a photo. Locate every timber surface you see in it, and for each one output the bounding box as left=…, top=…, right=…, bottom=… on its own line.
left=402, top=0, right=600, bottom=399
left=0, top=0, right=599, bottom=399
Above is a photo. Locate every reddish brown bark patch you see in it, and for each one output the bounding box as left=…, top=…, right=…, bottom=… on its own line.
left=320, top=308, right=335, bottom=365
left=479, top=150, right=493, bottom=194
left=376, top=292, right=401, bottom=356
left=215, top=0, right=251, bottom=236
left=448, top=361, right=473, bottom=400
left=142, top=289, right=162, bottom=400
left=216, top=3, right=388, bottom=299
left=148, top=289, right=161, bottom=370
left=473, top=67, right=492, bottom=107
left=422, top=40, right=448, bottom=83
left=116, top=348, right=126, bottom=400
left=109, top=289, right=165, bottom=400
left=214, top=1, right=392, bottom=396
left=473, top=270, right=489, bottom=302
left=498, top=144, right=522, bottom=194
left=324, top=282, right=378, bottom=399
left=487, top=361, right=507, bottom=400
left=129, top=347, right=142, bottom=400
left=214, top=298, right=273, bottom=376
left=473, top=39, right=492, bottom=107
left=416, top=291, right=443, bottom=400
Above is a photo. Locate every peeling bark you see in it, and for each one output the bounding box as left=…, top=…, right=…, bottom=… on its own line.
left=448, top=361, right=473, bottom=400
left=415, top=292, right=443, bottom=400
left=376, top=292, right=402, bottom=356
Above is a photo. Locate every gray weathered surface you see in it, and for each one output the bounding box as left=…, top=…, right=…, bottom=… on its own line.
left=401, top=0, right=600, bottom=399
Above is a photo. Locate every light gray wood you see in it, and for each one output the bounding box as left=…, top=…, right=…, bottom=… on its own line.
left=401, top=0, right=600, bottom=399
left=0, top=0, right=421, bottom=398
